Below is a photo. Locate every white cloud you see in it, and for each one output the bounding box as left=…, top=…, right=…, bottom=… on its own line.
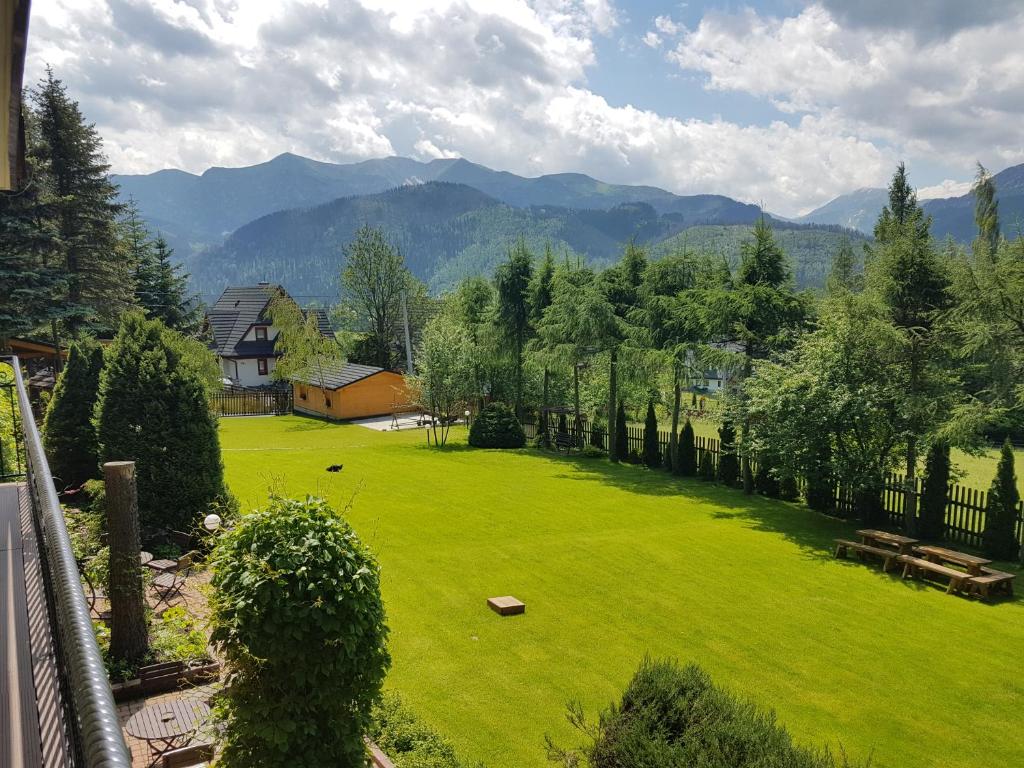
left=668, top=3, right=1024, bottom=171
left=25, top=0, right=900, bottom=215
left=918, top=179, right=973, bottom=199
left=653, top=15, right=679, bottom=37
left=642, top=31, right=661, bottom=48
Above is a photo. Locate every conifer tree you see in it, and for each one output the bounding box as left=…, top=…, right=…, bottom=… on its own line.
left=31, top=69, right=129, bottom=336
left=972, top=163, right=1000, bottom=259
left=919, top=441, right=950, bottom=540
left=677, top=418, right=696, bottom=476
left=982, top=439, right=1021, bottom=561
left=717, top=420, right=739, bottom=487
left=642, top=401, right=660, bottom=468
left=826, top=237, right=859, bottom=294
left=146, top=236, right=200, bottom=332
left=699, top=449, right=715, bottom=480
left=94, top=313, right=228, bottom=531
left=42, top=341, right=104, bottom=488
left=0, top=107, right=64, bottom=345
left=613, top=400, right=628, bottom=463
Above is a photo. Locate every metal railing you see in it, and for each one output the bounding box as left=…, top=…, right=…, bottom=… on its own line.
left=3, top=357, right=132, bottom=767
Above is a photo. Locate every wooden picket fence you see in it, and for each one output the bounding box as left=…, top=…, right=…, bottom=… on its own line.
left=524, top=415, right=1024, bottom=552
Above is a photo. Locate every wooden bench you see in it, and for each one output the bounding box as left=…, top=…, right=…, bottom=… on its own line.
left=161, top=743, right=214, bottom=768
left=833, top=539, right=901, bottom=572
left=969, top=568, right=1016, bottom=600
left=898, top=555, right=973, bottom=595
left=140, top=661, right=189, bottom=693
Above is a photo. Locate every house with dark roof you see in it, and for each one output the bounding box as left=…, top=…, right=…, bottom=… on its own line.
left=205, top=283, right=334, bottom=388
left=293, top=361, right=410, bottom=421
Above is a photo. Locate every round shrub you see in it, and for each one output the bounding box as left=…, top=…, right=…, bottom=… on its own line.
left=468, top=402, right=526, bottom=448
left=210, top=495, right=390, bottom=768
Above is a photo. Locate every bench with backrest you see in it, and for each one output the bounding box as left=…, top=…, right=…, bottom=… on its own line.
left=969, top=567, right=1016, bottom=600
left=833, top=539, right=901, bottom=572
left=898, top=555, right=973, bottom=594
left=140, top=661, right=188, bottom=693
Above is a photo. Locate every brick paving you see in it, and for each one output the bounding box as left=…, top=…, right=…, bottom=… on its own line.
left=117, top=684, right=218, bottom=768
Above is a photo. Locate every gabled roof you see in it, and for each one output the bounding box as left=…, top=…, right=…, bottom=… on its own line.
left=206, top=284, right=284, bottom=356
left=303, top=308, right=335, bottom=340
left=292, top=362, right=392, bottom=390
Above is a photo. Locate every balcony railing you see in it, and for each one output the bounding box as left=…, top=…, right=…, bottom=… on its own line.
left=2, top=356, right=132, bottom=767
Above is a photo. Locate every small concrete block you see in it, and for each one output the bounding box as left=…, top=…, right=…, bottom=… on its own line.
left=487, top=596, right=526, bottom=616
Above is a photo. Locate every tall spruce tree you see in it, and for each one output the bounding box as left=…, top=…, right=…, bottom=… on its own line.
left=31, top=69, right=129, bottom=336
left=614, top=400, right=628, bottom=462
left=982, top=439, right=1021, bottom=561
left=973, top=163, right=1000, bottom=259
left=717, top=420, right=739, bottom=487
left=145, top=237, right=199, bottom=332
left=42, top=340, right=104, bottom=488
left=642, top=400, right=660, bottom=468
left=0, top=106, right=65, bottom=347
left=94, top=313, right=227, bottom=531
left=826, top=237, right=860, bottom=294
left=867, top=164, right=954, bottom=532
left=494, top=239, right=533, bottom=419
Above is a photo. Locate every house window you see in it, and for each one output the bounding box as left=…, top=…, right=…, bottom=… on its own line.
left=255, top=326, right=268, bottom=341
left=257, top=358, right=268, bottom=375
left=324, top=396, right=332, bottom=408
left=299, top=386, right=307, bottom=401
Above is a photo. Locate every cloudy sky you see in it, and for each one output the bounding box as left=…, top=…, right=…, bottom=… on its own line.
left=24, top=0, right=1024, bottom=216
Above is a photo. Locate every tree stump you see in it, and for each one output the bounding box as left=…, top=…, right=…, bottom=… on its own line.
left=104, top=461, right=149, bottom=666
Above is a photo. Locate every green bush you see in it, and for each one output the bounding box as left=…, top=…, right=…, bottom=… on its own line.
left=94, top=313, right=229, bottom=532
left=468, top=402, right=526, bottom=448
left=919, top=441, right=949, bottom=539
left=804, top=440, right=834, bottom=513
left=579, top=445, right=605, bottom=459
left=717, top=420, right=740, bottom=487
left=43, top=341, right=104, bottom=488
left=589, top=419, right=605, bottom=450
left=983, top=439, right=1021, bottom=561
left=676, top=419, right=696, bottom=476
left=151, top=605, right=209, bottom=664
left=371, top=692, right=479, bottom=768
left=210, top=495, right=390, bottom=768
left=755, top=455, right=781, bottom=498
left=549, top=658, right=867, bottom=768
left=642, top=401, right=661, bottom=469
left=698, top=449, right=715, bottom=481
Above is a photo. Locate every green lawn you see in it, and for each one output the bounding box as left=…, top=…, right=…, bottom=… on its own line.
left=219, top=416, right=1023, bottom=768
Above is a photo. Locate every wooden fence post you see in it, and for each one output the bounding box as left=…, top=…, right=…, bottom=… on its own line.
left=104, top=461, right=149, bottom=666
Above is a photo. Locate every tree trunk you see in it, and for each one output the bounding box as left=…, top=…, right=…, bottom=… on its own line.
left=904, top=345, right=920, bottom=533
left=572, top=364, right=582, bottom=449
left=104, top=461, right=148, bottom=666
left=608, top=347, right=619, bottom=462
left=514, top=339, right=523, bottom=421
left=669, top=361, right=681, bottom=471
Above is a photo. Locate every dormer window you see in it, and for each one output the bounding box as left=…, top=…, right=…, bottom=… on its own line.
left=255, top=326, right=268, bottom=341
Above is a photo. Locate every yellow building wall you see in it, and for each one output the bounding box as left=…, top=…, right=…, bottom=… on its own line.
left=293, top=371, right=410, bottom=421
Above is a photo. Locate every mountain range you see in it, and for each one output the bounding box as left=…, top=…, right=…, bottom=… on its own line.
left=797, top=163, right=1024, bottom=239
left=115, top=153, right=1019, bottom=300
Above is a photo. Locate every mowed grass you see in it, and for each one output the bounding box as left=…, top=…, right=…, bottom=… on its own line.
left=219, top=416, right=1024, bottom=768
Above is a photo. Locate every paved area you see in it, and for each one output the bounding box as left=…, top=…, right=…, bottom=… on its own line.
left=117, top=684, right=218, bottom=767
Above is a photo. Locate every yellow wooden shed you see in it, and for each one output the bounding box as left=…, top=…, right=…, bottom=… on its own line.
left=292, top=363, right=410, bottom=421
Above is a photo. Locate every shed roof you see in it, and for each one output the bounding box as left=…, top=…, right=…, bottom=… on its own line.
left=292, top=362, right=394, bottom=391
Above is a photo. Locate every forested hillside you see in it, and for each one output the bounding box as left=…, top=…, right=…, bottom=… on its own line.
left=191, top=182, right=866, bottom=298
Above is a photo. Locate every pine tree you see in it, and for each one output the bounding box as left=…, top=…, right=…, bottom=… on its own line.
left=717, top=420, right=739, bottom=487
left=642, top=401, right=660, bottom=468
left=145, top=237, right=199, bottom=332
left=982, top=439, right=1020, bottom=561
left=31, top=69, right=130, bottom=336
left=826, top=237, right=859, bottom=294
left=94, top=313, right=228, bottom=531
left=42, top=341, right=104, bottom=488
left=0, top=105, right=66, bottom=346
left=919, top=441, right=950, bottom=540
left=494, top=239, right=534, bottom=419
left=699, top=449, right=715, bottom=481
left=677, top=418, right=696, bottom=476
left=613, top=400, right=628, bottom=463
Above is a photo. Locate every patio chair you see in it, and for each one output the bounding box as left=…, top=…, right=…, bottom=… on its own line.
left=160, top=742, right=214, bottom=768
left=151, top=551, right=195, bottom=610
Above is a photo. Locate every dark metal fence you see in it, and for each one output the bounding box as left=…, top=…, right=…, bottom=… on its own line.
left=525, top=415, right=1024, bottom=551
left=2, top=356, right=132, bottom=767
left=211, top=388, right=293, bottom=417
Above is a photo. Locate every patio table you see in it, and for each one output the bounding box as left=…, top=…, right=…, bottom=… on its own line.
left=124, top=697, right=210, bottom=768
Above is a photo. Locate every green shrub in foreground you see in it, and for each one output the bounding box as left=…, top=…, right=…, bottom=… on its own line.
left=469, top=402, right=526, bottom=448
left=210, top=495, right=390, bottom=768
left=371, top=692, right=481, bottom=768
left=43, top=340, right=104, bottom=488
left=549, top=658, right=869, bottom=768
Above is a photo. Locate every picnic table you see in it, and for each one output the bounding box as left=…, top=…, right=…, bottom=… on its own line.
left=124, top=697, right=210, bottom=768
left=914, top=545, right=991, bottom=576
left=857, top=529, right=918, bottom=555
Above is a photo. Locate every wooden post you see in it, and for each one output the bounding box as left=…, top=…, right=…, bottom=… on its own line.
left=104, top=461, right=149, bottom=666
